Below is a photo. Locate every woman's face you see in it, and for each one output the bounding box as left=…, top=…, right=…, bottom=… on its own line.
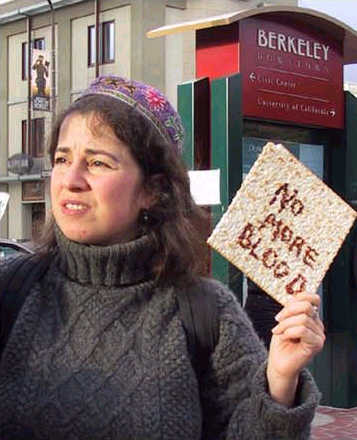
left=51, top=112, right=150, bottom=245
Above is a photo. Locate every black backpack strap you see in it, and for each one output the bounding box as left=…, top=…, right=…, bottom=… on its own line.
left=177, top=279, right=219, bottom=378
left=0, top=253, right=52, bottom=357
left=245, top=279, right=282, bottom=349
left=353, top=238, right=357, bottom=288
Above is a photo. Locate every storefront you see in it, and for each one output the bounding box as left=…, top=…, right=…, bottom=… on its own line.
left=149, top=6, right=357, bottom=408
left=1, top=153, right=47, bottom=241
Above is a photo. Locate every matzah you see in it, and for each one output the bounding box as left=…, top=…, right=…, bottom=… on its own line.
left=207, top=142, right=357, bottom=305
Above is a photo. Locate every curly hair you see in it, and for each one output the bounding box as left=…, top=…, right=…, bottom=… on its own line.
left=39, top=94, right=209, bottom=287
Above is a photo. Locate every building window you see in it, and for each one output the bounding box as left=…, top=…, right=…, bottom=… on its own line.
left=22, top=182, right=45, bottom=202
left=102, top=21, right=115, bottom=64
left=34, top=38, right=45, bottom=50
left=88, top=26, right=96, bottom=67
left=22, top=38, right=45, bottom=80
left=21, top=120, right=27, bottom=152
left=21, top=43, right=27, bottom=81
left=88, top=21, right=115, bottom=66
left=22, top=118, right=45, bottom=158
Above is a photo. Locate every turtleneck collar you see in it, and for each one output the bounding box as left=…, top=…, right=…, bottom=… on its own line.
left=54, top=224, right=157, bottom=287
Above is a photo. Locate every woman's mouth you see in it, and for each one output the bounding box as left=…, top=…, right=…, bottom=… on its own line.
left=61, top=201, right=90, bottom=215
left=65, top=203, right=86, bottom=211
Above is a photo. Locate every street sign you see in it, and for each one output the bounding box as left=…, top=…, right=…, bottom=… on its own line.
left=240, top=17, right=344, bottom=129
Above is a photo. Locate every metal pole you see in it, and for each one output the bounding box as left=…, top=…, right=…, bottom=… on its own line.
left=95, top=0, right=99, bottom=78
left=47, top=0, right=56, bottom=123
left=27, top=15, right=32, bottom=155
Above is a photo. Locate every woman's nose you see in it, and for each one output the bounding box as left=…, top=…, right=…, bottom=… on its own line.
left=63, top=162, right=90, bottom=191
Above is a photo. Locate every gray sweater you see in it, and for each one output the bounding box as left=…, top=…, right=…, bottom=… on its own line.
left=0, top=228, right=320, bottom=439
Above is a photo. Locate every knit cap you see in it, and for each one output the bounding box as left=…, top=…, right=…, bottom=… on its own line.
left=78, top=75, right=185, bottom=155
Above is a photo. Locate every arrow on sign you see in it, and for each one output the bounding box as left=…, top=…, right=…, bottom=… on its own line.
left=249, top=72, right=256, bottom=81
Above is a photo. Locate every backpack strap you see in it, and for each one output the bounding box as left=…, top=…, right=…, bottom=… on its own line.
left=0, top=253, right=52, bottom=357
left=353, top=239, right=357, bottom=288
left=177, top=279, right=219, bottom=378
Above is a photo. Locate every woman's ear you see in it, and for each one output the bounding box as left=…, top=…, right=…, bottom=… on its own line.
left=141, top=191, right=156, bottom=210
left=141, top=174, right=167, bottom=210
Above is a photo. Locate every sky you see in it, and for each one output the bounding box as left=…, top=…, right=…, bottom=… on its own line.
left=299, top=0, right=357, bottom=83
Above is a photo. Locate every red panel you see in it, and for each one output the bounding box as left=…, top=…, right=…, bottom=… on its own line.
left=196, top=23, right=239, bottom=80
left=240, top=17, right=344, bottom=129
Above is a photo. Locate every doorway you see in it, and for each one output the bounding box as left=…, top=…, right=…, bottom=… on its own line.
left=31, top=202, right=45, bottom=242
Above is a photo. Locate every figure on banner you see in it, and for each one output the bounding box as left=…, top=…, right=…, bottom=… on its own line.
left=32, top=54, right=49, bottom=97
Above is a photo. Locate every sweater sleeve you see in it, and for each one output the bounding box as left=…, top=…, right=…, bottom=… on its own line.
left=199, top=279, right=320, bottom=440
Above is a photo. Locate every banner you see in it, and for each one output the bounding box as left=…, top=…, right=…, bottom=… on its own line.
left=32, top=48, right=51, bottom=111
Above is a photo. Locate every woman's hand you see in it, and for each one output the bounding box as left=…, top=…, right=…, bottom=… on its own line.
left=266, top=293, right=325, bottom=407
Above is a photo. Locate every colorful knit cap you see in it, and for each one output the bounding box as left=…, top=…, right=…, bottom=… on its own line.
left=78, top=75, right=184, bottom=155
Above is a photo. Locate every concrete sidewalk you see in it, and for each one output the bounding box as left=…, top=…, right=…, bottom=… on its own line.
left=311, top=406, right=357, bottom=439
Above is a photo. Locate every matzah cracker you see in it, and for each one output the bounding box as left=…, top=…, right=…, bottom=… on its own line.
left=207, top=142, right=357, bottom=305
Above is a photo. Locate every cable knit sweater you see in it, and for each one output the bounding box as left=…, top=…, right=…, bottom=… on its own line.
left=0, top=228, right=320, bottom=440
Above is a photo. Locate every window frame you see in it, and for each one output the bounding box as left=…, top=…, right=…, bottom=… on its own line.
left=102, top=21, right=115, bottom=64
left=88, top=25, right=96, bottom=67
left=87, top=20, right=115, bottom=67
left=21, top=118, right=45, bottom=158
left=34, top=38, right=45, bottom=51
left=21, top=42, right=28, bottom=81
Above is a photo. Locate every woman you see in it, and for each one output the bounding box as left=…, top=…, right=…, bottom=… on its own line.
left=0, top=75, right=325, bottom=439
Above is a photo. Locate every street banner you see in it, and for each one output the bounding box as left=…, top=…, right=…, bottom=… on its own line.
left=32, top=48, right=51, bottom=111
left=0, top=193, right=10, bottom=222
left=208, top=143, right=357, bottom=305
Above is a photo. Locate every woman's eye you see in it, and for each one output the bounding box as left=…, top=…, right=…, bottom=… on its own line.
left=90, top=160, right=110, bottom=168
left=54, top=156, right=66, bottom=165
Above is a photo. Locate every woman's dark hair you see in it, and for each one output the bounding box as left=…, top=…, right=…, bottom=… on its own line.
left=39, top=94, right=209, bottom=287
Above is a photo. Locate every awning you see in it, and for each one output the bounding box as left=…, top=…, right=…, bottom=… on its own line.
left=0, top=174, right=43, bottom=183
left=147, top=5, right=357, bottom=65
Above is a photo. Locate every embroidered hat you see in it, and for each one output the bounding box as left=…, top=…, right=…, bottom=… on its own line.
left=78, top=75, right=185, bottom=155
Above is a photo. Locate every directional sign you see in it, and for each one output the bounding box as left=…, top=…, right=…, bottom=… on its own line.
left=240, top=17, right=344, bottom=129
